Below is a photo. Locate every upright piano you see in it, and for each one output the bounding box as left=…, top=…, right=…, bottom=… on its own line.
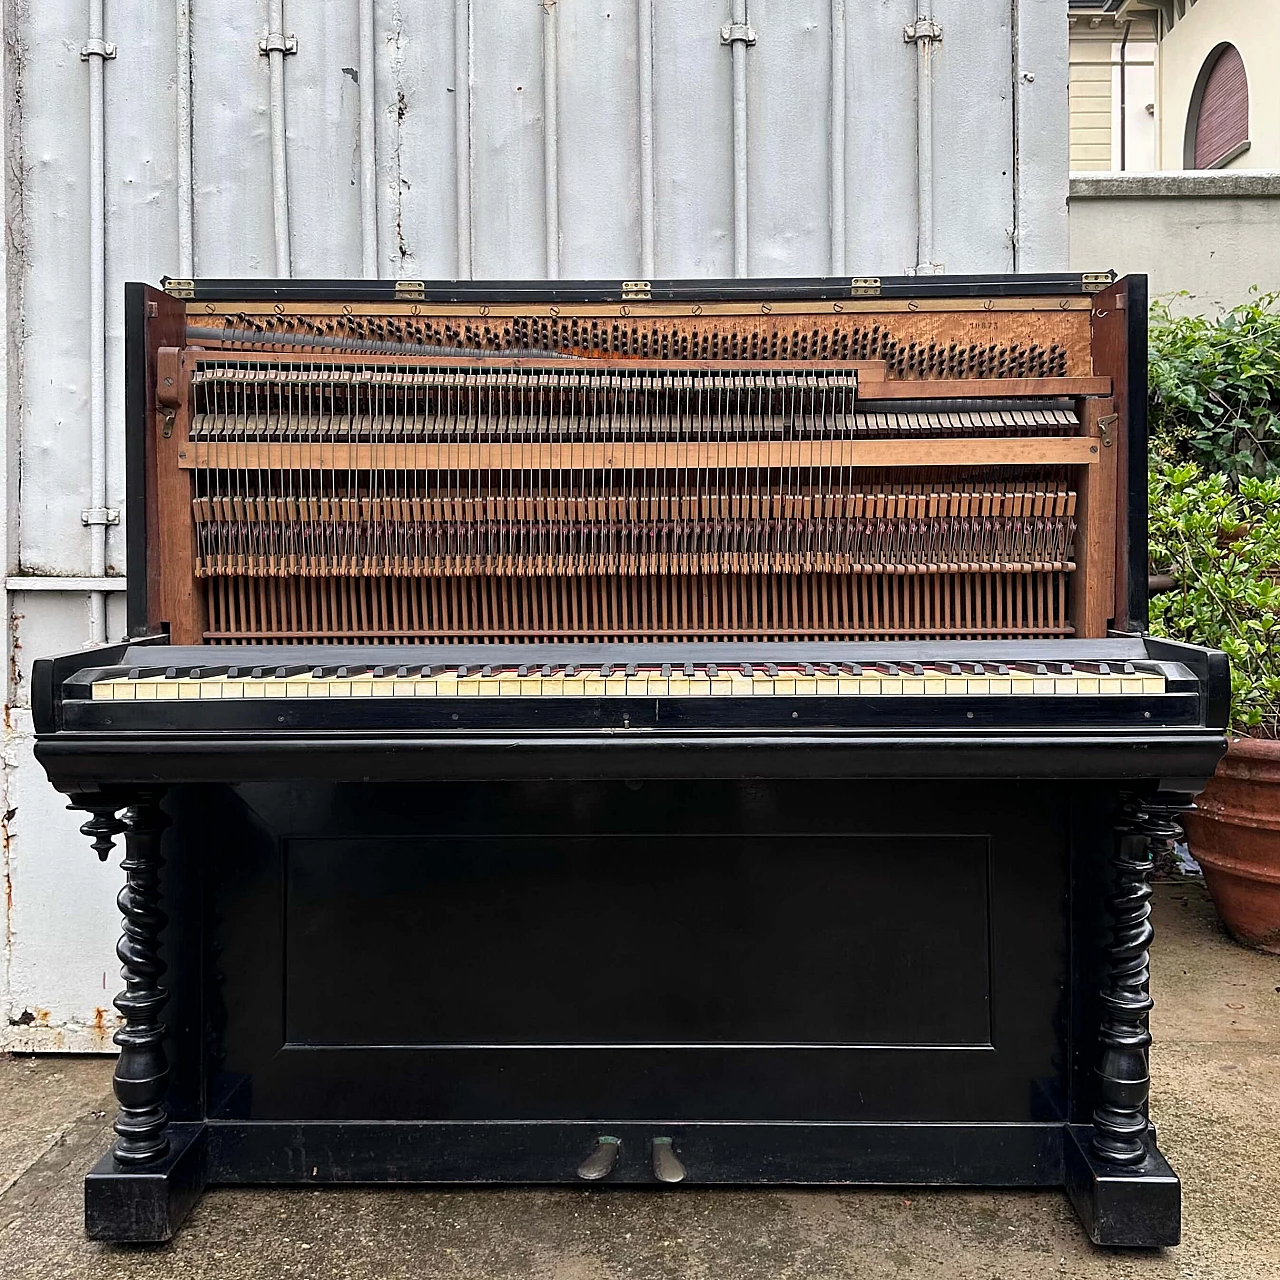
left=33, top=274, right=1229, bottom=1245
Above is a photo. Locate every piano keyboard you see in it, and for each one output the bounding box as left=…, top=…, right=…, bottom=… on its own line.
left=89, top=661, right=1166, bottom=701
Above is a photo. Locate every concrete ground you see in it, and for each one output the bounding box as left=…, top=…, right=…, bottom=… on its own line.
left=0, top=880, right=1277, bottom=1280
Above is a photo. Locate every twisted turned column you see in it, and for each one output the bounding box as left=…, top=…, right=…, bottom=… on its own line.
left=109, top=795, right=173, bottom=1164
left=1091, top=793, right=1189, bottom=1166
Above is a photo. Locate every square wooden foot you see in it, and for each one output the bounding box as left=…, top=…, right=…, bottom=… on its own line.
left=1064, top=1123, right=1181, bottom=1247
left=85, top=1122, right=208, bottom=1242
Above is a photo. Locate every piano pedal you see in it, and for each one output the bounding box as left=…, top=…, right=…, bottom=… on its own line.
left=651, top=1137, right=686, bottom=1184
left=576, top=1136, right=621, bottom=1181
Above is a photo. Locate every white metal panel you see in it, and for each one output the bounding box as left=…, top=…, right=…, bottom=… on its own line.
left=846, top=0, right=919, bottom=275
left=15, top=4, right=93, bottom=576
left=745, top=0, right=832, bottom=275
left=1015, top=0, right=1069, bottom=269
left=286, top=3, right=363, bottom=279
left=470, top=1, right=547, bottom=278
left=557, top=0, right=642, bottom=278
left=932, top=0, right=1016, bottom=273
left=105, top=4, right=181, bottom=578
left=1, top=0, right=1070, bottom=1048
left=191, top=0, right=276, bottom=275
left=373, top=1, right=459, bottom=278
left=651, top=0, right=734, bottom=276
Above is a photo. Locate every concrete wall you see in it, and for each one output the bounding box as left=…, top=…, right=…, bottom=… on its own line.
left=1156, top=0, right=1280, bottom=170
left=0, top=1, right=1071, bottom=1051
left=1069, top=170, right=1280, bottom=314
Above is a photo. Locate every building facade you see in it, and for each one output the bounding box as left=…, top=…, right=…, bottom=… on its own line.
left=1069, top=0, right=1279, bottom=171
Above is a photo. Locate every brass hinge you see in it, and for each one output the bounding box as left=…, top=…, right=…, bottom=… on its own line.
left=163, top=278, right=195, bottom=299
left=394, top=279, right=426, bottom=300
left=621, top=280, right=652, bottom=300
left=1081, top=271, right=1116, bottom=294
left=850, top=277, right=881, bottom=297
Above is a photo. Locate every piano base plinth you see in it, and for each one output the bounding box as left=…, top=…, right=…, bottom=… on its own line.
left=1065, top=1124, right=1182, bottom=1248
left=84, top=1122, right=208, bottom=1243
left=78, top=1120, right=1182, bottom=1246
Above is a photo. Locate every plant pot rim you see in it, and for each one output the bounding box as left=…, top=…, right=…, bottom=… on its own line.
left=1225, top=735, right=1280, bottom=760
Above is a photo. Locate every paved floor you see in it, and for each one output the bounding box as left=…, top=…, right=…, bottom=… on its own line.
left=1, top=881, right=1277, bottom=1280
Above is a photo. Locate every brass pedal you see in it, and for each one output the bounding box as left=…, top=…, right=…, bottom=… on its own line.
left=576, top=1136, right=621, bottom=1181
left=651, top=1137, right=686, bottom=1184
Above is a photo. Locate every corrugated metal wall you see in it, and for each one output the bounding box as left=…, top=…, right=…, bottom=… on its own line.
left=0, top=0, right=1067, bottom=1049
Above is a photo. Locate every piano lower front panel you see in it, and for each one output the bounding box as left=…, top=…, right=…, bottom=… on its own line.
left=165, top=777, right=1093, bottom=1131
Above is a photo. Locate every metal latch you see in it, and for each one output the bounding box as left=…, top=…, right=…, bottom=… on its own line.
left=81, top=508, right=120, bottom=528
left=259, top=32, right=298, bottom=56
left=622, top=280, right=651, bottom=300
left=903, top=17, right=943, bottom=43
left=719, top=22, right=756, bottom=47
left=394, top=280, right=426, bottom=300
left=1097, top=413, right=1119, bottom=447
left=850, top=277, right=881, bottom=297
left=163, top=278, right=195, bottom=299
left=1082, top=271, right=1116, bottom=294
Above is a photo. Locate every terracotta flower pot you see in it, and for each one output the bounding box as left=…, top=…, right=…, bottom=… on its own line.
left=1184, top=736, right=1280, bottom=953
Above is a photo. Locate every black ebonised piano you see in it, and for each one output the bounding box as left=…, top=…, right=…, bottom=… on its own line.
left=34, top=274, right=1229, bottom=1246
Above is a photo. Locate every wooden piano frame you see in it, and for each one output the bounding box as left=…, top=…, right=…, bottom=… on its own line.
left=30, top=275, right=1229, bottom=1249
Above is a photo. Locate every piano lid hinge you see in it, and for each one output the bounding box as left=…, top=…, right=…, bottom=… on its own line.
left=850, top=277, right=881, bottom=297
left=394, top=280, right=426, bottom=300
left=163, top=278, right=195, bottom=299
left=622, top=280, right=652, bottom=300
left=1081, top=271, right=1116, bottom=294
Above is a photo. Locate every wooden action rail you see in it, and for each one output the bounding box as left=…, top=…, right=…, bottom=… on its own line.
left=177, top=435, right=1102, bottom=473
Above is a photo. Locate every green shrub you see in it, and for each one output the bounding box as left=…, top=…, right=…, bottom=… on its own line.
left=1149, top=293, right=1280, bottom=483
left=1148, top=463, right=1280, bottom=738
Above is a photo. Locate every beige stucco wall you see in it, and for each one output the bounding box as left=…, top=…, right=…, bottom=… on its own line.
left=1157, top=0, right=1280, bottom=168
left=1069, top=171, right=1280, bottom=314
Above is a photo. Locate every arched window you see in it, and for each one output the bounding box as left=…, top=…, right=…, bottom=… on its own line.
left=1186, top=44, right=1250, bottom=169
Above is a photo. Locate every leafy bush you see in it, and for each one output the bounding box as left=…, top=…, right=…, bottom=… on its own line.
left=1148, top=463, right=1280, bottom=738
left=1149, top=293, right=1280, bottom=483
